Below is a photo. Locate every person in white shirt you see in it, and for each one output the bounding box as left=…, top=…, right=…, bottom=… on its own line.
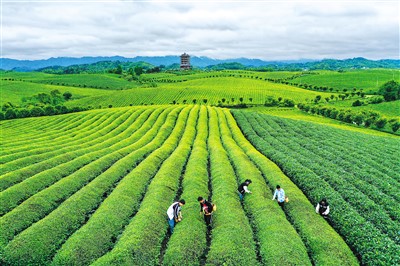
left=237, top=179, right=252, bottom=201
left=272, top=185, right=285, bottom=208
left=167, top=199, right=185, bottom=234
left=316, top=198, right=330, bottom=219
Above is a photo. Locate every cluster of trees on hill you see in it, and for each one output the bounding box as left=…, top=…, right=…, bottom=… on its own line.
left=297, top=103, right=399, bottom=133
left=39, top=61, right=161, bottom=75
left=297, top=81, right=400, bottom=134
left=378, top=80, right=400, bottom=101
left=0, top=90, right=89, bottom=120
left=31, top=57, right=400, bottom=74
left=350, top=80, right=400, bottom=107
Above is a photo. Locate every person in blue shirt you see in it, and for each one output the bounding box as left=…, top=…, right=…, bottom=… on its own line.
left=272, top=185, right=285, bottom=208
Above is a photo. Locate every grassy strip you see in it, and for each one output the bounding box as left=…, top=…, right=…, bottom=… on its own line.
left=0, top=109, right=132, bottom=173
left=2, top=106, right=184, bottom=265
left=0, top=108, right=156, bottom=213
left=51, top=106, right=197, bottom=266
left=230, top=109, right=359, bottom=265
left=234, top=110, right=399, bottom=265
left=204, top=107, right=259, bottom=266
left=0, top=107, right=164, bottom=251
left=0, top=111, right=91, bottom=146
left=0, top=108, right=137, bottom=165
left=1, top=110, right=106, bottom=148
left=217, top=108, right=311, bottom=265
left=162, top=105, right=210, bottom=266
left=91, top=106, right=196, bottom=266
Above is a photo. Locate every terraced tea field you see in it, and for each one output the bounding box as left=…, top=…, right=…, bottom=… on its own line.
left=290, top=69, right=400, bottom=93
left=1, top=105, right=360, bottom=265
left=233, top=110, right=400, bottom=265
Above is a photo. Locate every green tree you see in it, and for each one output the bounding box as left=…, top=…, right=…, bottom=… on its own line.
left=36, top=93, right=52, bottom=104
left=30, top=107, right=44, bottom=117
left=44, top=106, right=56, bottom=116
left=56, top=105, right=69, bottom=114
left=134, top=66, right=143, bottom=76
left=63, top=92, right=72, bottom=100
left=115, top=65, right=123, bottom=75
left=282, top=99, right=295, bottom=107
left=352, top=100, right=363, bottom=107
left=375, top=118, right=388, bottom=129
left=264, top=96, right=279, bottom=107
left=17, top=109, right=30, bottom=118
left=5, top=109, right=17, bottom=119
left=2, top=102, right=14, bottom=111
left=391, top=121, right=400, bottom=132
left=353, top=114, right=364, bottom=126
left=378, top=80, right=400, bottom=101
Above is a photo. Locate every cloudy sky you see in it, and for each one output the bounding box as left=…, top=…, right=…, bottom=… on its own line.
left=2, top=0, right=399, bottom=60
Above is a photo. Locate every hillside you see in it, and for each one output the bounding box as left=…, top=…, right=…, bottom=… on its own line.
left=1, top=105, right=359, bottom=265
left=1, top=68, right=399, bottom=265
left=2, top=56, right=399, bottom=72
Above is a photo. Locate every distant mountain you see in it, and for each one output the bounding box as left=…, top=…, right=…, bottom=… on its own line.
left=1, top=56, right=399, bottom=71
left=0, top=56, right=317, bottom=71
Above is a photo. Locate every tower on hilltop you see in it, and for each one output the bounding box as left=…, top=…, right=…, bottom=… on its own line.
left=180, top=53, right=191, bottom=70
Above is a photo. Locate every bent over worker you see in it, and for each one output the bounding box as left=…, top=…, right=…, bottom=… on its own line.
left=166, top=199, right=185, bottom=234
left=198, top=196, right=213, bottom=229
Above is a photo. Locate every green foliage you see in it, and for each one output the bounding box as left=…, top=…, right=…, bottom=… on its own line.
left=378, top=80, right=400, bottom=101
left=205, top=107, right=259, bottom=266
left=230, top=110, right=359, bottom=265
left=2, top=107, right=186, bottom=265
left=375, top=118, right=388, bottom=128
left=233, top=111, right=400, bottom=265
left=368, top=95, right=384, bottom=104
left=218, top=109, right=311, bottom=265
left=4, top=109, right=17, bottom=119
left=291, top=69, right=400, bottom=93
left=264, top=96, right=279, bottom=107
left=92, top=107, right=193, bottom=265
left=391, top=121, right=400, bottom=132
left=162, top=106, right=209, bottom=266
left=352, top=99, right=363, bottom=106
left=63, top=91, right=72, bottom=100
left=134, top=66, right=144, bottom=76
left=298, top=103, right=399, bottom=133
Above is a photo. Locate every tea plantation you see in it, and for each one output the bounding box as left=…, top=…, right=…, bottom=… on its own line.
left=1, top=69, right=399, bottom=265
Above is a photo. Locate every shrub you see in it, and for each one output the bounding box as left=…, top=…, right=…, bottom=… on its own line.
left=4, top=109, right=17, bottom=119
left=352, top=100, right=363, bottom=107
left=391, top=121, right=400, bottom=132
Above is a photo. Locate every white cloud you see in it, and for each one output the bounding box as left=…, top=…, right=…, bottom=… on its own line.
left=2, top=1, right=399, bottom=60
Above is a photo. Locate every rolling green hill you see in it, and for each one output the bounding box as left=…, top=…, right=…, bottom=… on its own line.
left=1, top=68, right=399, bottom=265
left=2, top=72, right=141, bottom=90
left=0, top=105, right=359, bottom=265
left=290, top=69, right=400, bottom=93
left=57, top=77, right=337, bottom=108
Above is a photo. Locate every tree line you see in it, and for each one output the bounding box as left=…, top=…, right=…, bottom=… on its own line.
left=0, top=90, right=89, bottom=120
